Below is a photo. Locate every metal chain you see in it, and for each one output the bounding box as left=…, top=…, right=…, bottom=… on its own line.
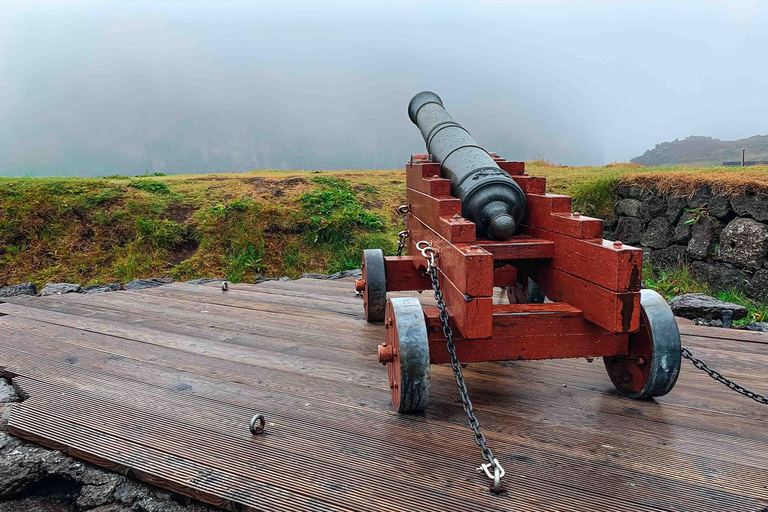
left=396, top=205, right=410, bottom=256
left=681, top=347, right=768, bottom=405
left=417, top=240, right=505, bottom=494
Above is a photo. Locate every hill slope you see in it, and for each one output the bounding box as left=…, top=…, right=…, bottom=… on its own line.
left=631, top=135, right=768, bottom=166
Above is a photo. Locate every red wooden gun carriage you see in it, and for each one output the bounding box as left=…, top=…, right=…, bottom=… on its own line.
left=357, top=92, right=681, bottom=415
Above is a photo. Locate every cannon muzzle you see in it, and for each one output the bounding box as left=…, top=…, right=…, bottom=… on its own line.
left=408, top=91, right=526, bottom=240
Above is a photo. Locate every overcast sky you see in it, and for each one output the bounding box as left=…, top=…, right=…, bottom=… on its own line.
left=1, top=1, right=766, bottom=176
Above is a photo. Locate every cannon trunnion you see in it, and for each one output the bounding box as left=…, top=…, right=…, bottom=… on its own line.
left=358, top=95, right=681, bottom=414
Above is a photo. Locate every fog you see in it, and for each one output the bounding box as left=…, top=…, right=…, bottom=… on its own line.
left=1, top=1, right=767, bottom=176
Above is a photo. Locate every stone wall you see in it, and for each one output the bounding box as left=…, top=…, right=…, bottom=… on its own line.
left=604, top=184, right=768, bottom=300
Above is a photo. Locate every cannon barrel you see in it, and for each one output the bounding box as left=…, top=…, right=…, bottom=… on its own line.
left=408, top=91, right=526, bottom=240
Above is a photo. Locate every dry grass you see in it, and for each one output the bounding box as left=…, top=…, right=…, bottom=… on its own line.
left=619, top=166, right=768, bottom=197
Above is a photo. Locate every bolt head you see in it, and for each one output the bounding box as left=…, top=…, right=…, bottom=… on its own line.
left=613, top=240, right=623, bottom=248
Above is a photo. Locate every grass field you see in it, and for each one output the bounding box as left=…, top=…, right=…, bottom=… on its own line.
left=3, top=162, right=768, bottom=295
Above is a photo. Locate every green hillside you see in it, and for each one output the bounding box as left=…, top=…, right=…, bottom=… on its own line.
left=632, top=135, right=768, bottom=166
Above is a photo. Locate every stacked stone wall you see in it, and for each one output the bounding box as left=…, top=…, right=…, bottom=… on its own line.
left=604, top=184, right=768, bottom=300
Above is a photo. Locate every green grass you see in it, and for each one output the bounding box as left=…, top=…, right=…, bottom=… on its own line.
left=643, top=262, right=768, bottom=326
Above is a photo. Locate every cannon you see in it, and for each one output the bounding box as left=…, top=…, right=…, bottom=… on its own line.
left=408, top=91, right=526, bottom=240
left=358, top=92, right=681, bottom=414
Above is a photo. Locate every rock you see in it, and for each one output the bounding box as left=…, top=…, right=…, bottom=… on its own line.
left=747, top=268, right=768, bottom=300
left=687, top=185, right=712, bottom=209
left=690, top=261, right=747, bottom=291
left=686, top=218, right=718, bottom=260
left=39, top=283, right=81, bottom=296
left=666, top=196, right=688, bottom=224
left=709, top=195, right=731, bottom=218
left=0, top=378, right=19, bottom=403
left=0, top=432, right=47, bottom=497
left=0, top=282, right=37, bottom=298
left=300, top=269, right=363, bottom=280
left=604, top=216, right=618, bottom=230
left=81, top=283, right=122, bottom=294
left=694, top=318, right=724, bottom=328
left=627, top=185, right=646, bottom=199
left=649, top=245, right=686, bottom=269
left=0, top=404, right=13, bottom=429
left=718, top=217, right=768, bottom=269
left=0, top=496, right=75, bottom=512
left=641, top=217, right=672, bottom=249
left=731, top=193, right=768, bottom=221
left=615, top=184, right=632, bottom=198
left=77, top=477, right=123, bottom=509
left=254, top=276, right=277, bottom=284
left=123, top=277, right=172, bottom=291
left=614, top=199, right=642, bottom=217
left=745, top=321, right=768, bottom=332
left=185, top=278, right=221, bottom=285
left=612, top=216, right=644, bottom=244
left=669, top=293, right=748, bottom=322
left=639, top=194, right=668, bottom=222
left=672, top=212, right=696, bottom=244
left=278, top=276, right=292, bottom=281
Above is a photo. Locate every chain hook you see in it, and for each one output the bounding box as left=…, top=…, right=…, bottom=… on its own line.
left=396, top=230, right=410, bottom=257
left=416, top=240, right=436, bottom=269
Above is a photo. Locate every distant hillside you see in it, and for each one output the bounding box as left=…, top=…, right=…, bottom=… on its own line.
left=631, top=135, right=768, bottom=166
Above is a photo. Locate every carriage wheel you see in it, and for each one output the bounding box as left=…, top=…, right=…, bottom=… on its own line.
left=361, top=249, right=387, bottom=322
left=604, top=289, right=681, bottom=399
left=377, top=297, right=430, bottom=413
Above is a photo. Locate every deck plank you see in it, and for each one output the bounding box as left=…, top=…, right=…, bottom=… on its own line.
left=1, top=280, right=767, bottom=511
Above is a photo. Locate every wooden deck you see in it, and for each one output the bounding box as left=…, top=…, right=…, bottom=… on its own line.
left=0, top=279, right=766, bottom=511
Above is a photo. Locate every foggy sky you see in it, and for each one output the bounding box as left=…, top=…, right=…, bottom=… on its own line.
left=1, top=1, right=767, bottom=176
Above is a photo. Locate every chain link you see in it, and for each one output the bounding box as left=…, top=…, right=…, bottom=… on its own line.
left=419, top=241, right=505, bottom=494
left=681, top=347, right=768, bottom=405
left=396, top=205, right=410, bottom=257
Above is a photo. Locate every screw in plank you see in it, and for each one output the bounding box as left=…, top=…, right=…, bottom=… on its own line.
left=613, top=240, right=623, bottom=248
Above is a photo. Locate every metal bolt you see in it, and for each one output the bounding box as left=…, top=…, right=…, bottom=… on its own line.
left=572, top=212, right=581, bottom=218
left=432, top=174, right=439, bottom=178
left=453, top=213, right=461, bottom=220
left=470, top=245, right=478, bottom=249
left=613, top=240, right=623, bottom=248
left=637, top=357, right=645, bottom=366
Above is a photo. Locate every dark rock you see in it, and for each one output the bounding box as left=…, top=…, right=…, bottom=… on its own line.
left=0, top=496, right=75, bottom=512
left=731, top=193, right=768, bottom=221
left=604, top=216, right=618, bottom=230
left=690, top=261, right=747, bottom=291
left=686, top=218, right=718, bottom=260
left=669, top=293, right=748, bottom=322
left=0, top=282, right=37, bottom=298
left=672, top=212, right=696, bottom=244
left=614, top=199, right=642, bottom=217
left=649, top=245, right=686, bottom=269
left=718, top=217, right=768, bottom=269
left=612, top=217, right=644, bottom=244
left=39, top=283, right=81, bottom=296
left=81, top=283, right=122, bottom=294
left=185, top=278, right=221, bottom=285
left=278, top=276, right=292, bottom=282
left=687, top=185, right=712, bottom=209
left=666, top=196, right=688, bottom=224
left=300, top=269, right=362, bottom=280
left=123, top=278, right=172, bottom=291
left=747, top=268, right=768, bottom=300
left=615, top=184, right=632, bottom=198
left=0, top=379, right=19, bottom=403
left=627, top=185, right=646, bottom=199
left=77, top=476, right=123, bottom=509
left=641, top=217, right=672, bottom=249
left=694, top=318, right=724, bottom=328
left=709, top=195, right=731, bottom=218
left=639, top=194, right=668, bottom=222
left=254, top=276, right=277, bottom=284
left=745, top=321, right=768, bottom=332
